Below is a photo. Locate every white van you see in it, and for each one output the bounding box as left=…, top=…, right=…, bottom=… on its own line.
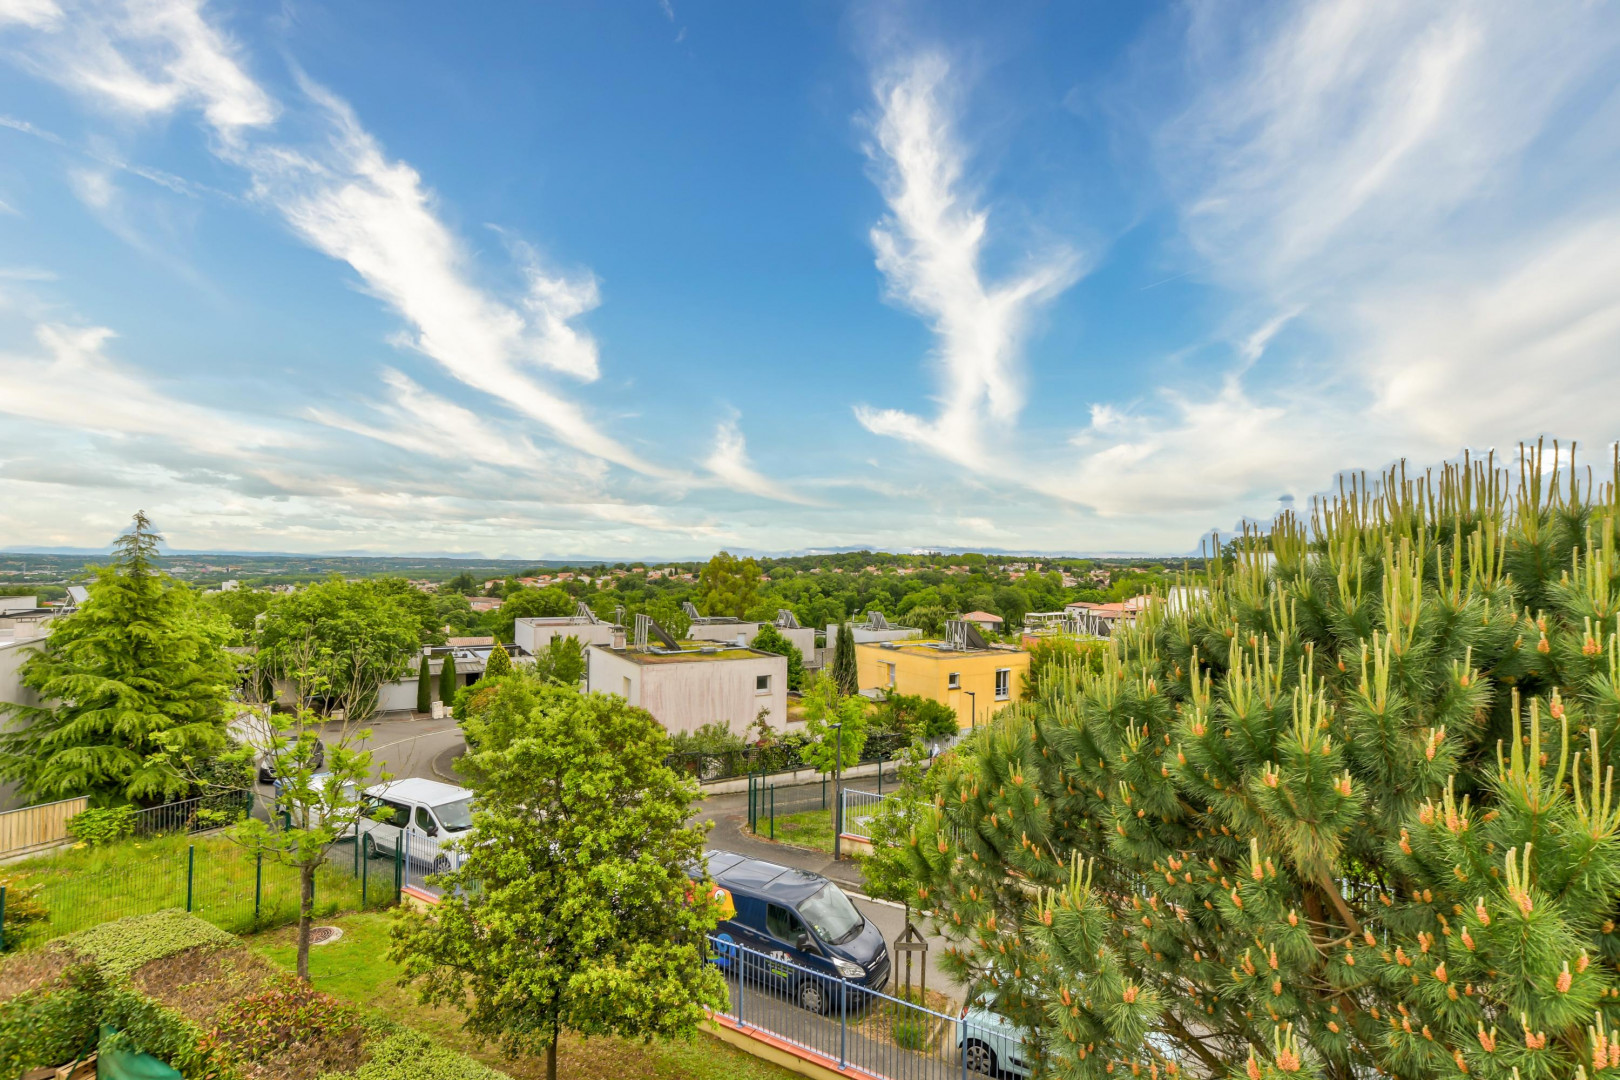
left=352, top=777, right=475, bottom=874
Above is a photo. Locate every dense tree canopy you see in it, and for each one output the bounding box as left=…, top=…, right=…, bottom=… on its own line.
left=698, top=551, right=762, bottom=619
left=874, top=447, right=1620, bottom=1080
left=256, top=577, right=424, bottom=720
left=0, top=512, right=237, bottom=805
left=392, top=679, right=725, bottom=1080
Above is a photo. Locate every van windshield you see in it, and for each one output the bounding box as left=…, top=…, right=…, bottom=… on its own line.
left=800, top=884, right=863, bottom=945
left=433, top=799, right=474, bottom=832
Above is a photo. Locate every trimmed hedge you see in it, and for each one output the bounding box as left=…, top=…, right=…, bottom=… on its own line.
left=320, top=1029, right=507, bottom=1080
left=66, top=909, right=236, bottom=978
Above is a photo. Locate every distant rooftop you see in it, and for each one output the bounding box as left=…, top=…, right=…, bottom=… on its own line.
left=857, top=638, right=1023, bottom=658
left=597, top=641, right=776, bottom=665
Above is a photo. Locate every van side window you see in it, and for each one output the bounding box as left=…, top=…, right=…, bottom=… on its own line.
left=414, top=805, right=436, bottom=833
left=380, top=800, right=410, bottom=829
left=766, top=903, right=804, bottom=943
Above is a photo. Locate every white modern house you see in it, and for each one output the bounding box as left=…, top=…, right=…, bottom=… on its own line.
left=513, top=603, right=619, bottom=654
left=683, top=604, right=817, bottom=657
left=586, top=616, right=787, bottom=737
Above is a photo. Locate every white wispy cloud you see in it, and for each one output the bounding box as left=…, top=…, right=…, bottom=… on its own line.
left=4, top=0, right=692, bottom=486
left=6, top=0, right=275, bottom=136
left=702, top=417, right=816, bottom=505
left=854, top=52, right=1081, bottom=468
left=0, top=322, right=292, bottom=454
left=1061, top=0, right=1620, bottom=529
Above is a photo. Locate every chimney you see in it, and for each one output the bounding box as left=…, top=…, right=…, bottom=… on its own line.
left=612, top=627, right=626, bottom=650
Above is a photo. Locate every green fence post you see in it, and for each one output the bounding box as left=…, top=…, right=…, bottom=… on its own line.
left=1, top=885, right=7, bottom=952
left=394, top=841, right=402, bottom=905
left=254, top=851, right=262, bottom=923
left=878, top=754, right=884, bottom=796
left=186, top=845, right=195, bottom=913
left=362, top=843, right=368, bottom=908
left=769, top=785, right=775, bottom=841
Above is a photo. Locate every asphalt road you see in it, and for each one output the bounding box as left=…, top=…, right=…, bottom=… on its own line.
left=250, top=714, right=465, bottom=802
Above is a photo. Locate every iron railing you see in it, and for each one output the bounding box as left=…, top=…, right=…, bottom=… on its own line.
left=667, top=732, right=915, bottom=784
left=710, top=934, right=1015, bottom=1080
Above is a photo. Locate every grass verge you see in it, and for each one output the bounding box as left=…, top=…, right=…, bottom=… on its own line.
left=251, top=911, right=799, bottom=1080
left=9, top=831, right=390, bottom=943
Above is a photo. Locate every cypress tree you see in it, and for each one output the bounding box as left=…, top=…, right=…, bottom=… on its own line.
left=438, top=653, right=458, bottom=705
left=0, top=511, right=236, bottom=804
left=877, top=445, right=1620, bottom=1080
left=483, top=643, right=513, bottom=679
left=832, top=621, right=859, bottom=696
left=416, top=654, right=432, bottom=714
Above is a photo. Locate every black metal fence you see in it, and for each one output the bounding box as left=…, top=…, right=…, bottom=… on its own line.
left=667, top=732, right=914, bottom=784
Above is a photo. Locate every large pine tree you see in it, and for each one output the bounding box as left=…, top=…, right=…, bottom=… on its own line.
left=0, top=512, right=236, bottom=805
left=878, top=446, right=1620, bottom=1080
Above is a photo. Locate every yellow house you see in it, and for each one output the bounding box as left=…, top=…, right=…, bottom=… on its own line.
left=854, top=638, right=1030, bottom=729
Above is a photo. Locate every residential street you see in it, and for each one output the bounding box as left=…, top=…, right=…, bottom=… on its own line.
left=430, top=732, right=967, bottom=1004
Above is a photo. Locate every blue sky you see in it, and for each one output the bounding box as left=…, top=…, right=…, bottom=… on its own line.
left=2, top=1, right=1619, bottom=558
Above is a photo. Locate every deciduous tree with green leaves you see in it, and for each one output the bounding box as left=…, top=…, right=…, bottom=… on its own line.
left=750, top=623, right=805, bottom=690
left=0, top=512, right=237, bottom=805
left=391, top=683, right=727, bottom=1080
left=880, top=445, right=1620, bottom=1080
left=800, top=675, right=868, bottom=775
left=256, top=578, right=423, bottom=722
left=698, top=551, right=761, bottom=619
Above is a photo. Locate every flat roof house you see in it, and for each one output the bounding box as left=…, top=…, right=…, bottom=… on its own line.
left=586, top=616, right=787, bottom=737
left=854, top=620, right=1029, bottom=730
left=513, top=603, right=620, bottom=654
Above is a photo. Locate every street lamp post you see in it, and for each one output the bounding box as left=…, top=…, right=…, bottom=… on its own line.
left=965, top=690, right=977, bottom=730
left=831, top=721, right=844, bottom=860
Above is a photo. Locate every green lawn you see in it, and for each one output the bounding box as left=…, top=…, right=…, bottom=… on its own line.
left=751, top=803, right=883, bottom=853
left=8, top=831, right=389, bottom=943
left=252, top=912, right=797, bottom=1080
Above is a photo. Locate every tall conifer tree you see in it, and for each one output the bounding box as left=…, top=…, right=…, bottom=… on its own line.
left=439, top=653, right=458, bottom=704
left=416, top=654, right=432, bottom=713
left=833, top=621, right=860, bottom=696
left=0, top=511, right=235, bottom=804
left=878, top=445, right=1620, bottom=1080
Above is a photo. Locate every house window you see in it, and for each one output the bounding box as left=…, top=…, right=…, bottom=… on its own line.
left=756, top=674, right=771, bottom=693
left=995, top=668, right=1011, bottom=700
left=948, top=672, right=960, bottom=689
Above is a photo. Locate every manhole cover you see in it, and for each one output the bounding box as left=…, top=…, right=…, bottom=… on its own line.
left=309, top=926, right=343, bottom=946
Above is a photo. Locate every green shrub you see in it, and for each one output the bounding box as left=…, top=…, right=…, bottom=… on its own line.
left=66, top=805, right=137, bottom=845
left=0, top=966, right=223, bottom=1080
left=64, top=910, right=236, bottom=978
left=209, top=974, right=361, bottom=1066
left=0, top=871, right=48, bottom=948
left=319, top=1029, right=508, bottom=1080
left=0, top=968, right=99, bottom=1075
left=101, top=985, right=221, bottom=1079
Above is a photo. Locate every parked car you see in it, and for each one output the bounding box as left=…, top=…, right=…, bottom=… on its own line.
left=257, top=736, right=325, bottom=784
left=704, top=850, right=890, bottom=1014
left=958, top=993, right=1031, bottom=1077
left=350, top=777, right=475, bottom=874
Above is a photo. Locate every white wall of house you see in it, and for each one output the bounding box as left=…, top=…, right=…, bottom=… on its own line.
left=586, top=646, right=787, bottom=737
left=0, top=633, right=45, bottom=811
left=513, top=618, right=619, bottom=655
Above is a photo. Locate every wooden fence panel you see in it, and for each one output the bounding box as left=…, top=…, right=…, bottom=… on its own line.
left=0, top=796, right=88, bottom=858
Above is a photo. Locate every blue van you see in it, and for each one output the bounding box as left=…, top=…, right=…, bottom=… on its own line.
left=705, top=850, right=890, bottom=1013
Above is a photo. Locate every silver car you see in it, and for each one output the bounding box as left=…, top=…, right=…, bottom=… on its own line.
left=958, top=995, right=1031, bottom=1078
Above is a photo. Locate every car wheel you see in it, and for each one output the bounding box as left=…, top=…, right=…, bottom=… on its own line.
left=797, top=979, right=827, bottom=1014
left=362, top=834, right=377, bottom=861
left=432, top=854, right=451, bottom=876
left=964, top=1040, right=998, bottom=1077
